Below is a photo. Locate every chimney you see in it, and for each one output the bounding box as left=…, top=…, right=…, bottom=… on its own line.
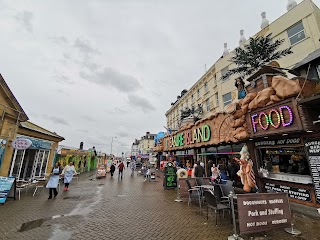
left=223, top=43, right=229, bottom=56
left=261, top=12, right=269, bottom=29
left=287, top=0, right=297, bottom=11
left=239, top=30, right=246, bottom=46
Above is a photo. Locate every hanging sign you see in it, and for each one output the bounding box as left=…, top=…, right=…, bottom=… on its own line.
left=237, top=193, right=291, bottom=235
left=265, top=182, right=312, bottom=202
left=305, top=139, right=320, bottom=204
left=12, top=138, right=32, bottom=150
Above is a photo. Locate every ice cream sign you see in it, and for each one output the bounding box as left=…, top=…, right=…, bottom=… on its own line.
left=12, top=138, right=32, bottom=150
left=250, top=105, right=294, bottom=133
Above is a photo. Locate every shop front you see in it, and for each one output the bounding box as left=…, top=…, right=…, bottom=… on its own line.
left=247, top=98, right=320, bottom=207
left=8, top=121, right=64, bottom=181
left=9, top=136, right=52, bottom=180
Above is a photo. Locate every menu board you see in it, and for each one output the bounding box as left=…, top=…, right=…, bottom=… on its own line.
left=164, top=162, right=177, bottom=189
left=265, top=182, right=312, bottom=202
left=237, top=193, right=291, bottom=235
left=0, top=176, right=15, bottom=204
left=305, top=139, right=320, bottom=204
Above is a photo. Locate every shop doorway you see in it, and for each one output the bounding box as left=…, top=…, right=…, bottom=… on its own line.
left=9, top=149, right=50, bottom=180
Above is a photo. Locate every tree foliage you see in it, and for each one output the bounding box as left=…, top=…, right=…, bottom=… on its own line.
left=222, top=33, right=293, bottom=80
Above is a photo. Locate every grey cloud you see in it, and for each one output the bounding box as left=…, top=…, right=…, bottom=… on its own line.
left=80, top=67, right=141, bottom=93
left=15, top=11, right=33, bottom=33
left=49, top=36, right=68, bottom=45
left=42, top=115, right=70, bottom=126
left=74, top=38, right=99, bottom=56
left=77, top=129, right=89, bottom=133
left=54, top=73, right=75, bottom=85
left=56, top=89, right=70, bottom=96
left=128, top=94, right=155, bottom=113
left=82, top=115, right=96, bottom=122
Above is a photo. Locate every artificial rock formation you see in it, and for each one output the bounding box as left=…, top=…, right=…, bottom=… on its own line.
left=248, top=87, right=275, bottom=110
left=272, top=75, right=301, bottom=99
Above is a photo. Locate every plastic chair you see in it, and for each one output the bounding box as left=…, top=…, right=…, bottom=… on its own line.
left=204, top=190, right=229, bottom=225
left=16, top=180, right=29, bottom=200
left=32, top=179, right=47, bottom=197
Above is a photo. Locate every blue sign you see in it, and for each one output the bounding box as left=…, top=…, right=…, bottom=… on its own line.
left=0, top=176, right=15, bottom=204
left=18, top=137, right=51, bottom=149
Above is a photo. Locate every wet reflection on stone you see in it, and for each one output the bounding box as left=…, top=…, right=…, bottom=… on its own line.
left=18, top=215, right=65, bottom=232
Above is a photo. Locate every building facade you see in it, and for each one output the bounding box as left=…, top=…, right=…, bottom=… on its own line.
left=166, top=0, right=320, bottom=130
left=131, top=139, right=140, bottom=158
left=138, top=132, right=156, bottom=155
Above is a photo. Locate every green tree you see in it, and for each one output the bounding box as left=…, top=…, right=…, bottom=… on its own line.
left=222, top=33, right=293, bottom=80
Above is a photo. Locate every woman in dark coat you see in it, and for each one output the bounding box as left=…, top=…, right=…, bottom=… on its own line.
left=110, top=163, right=115, bottom=177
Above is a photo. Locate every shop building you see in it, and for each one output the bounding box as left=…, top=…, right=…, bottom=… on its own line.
left=9, top=121, right=64, bottom=180
left=165, top=0, right=320, bottom=131
left=0, top=74, right=28, bottom=176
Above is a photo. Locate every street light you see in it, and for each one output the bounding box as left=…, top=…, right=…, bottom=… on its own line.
left=110, top=137, right=117, bottom=156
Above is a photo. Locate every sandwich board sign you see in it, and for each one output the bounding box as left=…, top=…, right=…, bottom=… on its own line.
left=0, top=176, right=16, bottom=204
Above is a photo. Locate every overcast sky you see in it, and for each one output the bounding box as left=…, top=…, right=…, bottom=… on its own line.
left=0, top=0, right=319, bottom=155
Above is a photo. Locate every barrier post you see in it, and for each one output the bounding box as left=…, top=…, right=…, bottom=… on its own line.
left=228, top=192, right=243, bottom=240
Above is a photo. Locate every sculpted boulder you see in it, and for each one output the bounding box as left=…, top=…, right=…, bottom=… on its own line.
left=248, top=87, right=275, bottom=110
left=272, top=76, right=301, bottom=99
left=241, top=93, right=258, bottom=112
left=270, top=94, right=280, bottom=102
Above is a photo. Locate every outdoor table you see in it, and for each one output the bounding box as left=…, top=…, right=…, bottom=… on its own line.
left=199, top=185, right=215, bottom=191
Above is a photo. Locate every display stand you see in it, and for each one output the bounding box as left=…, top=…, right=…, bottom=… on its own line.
left=285, top=222, right=301, bottom=235
left=228, top=193, right=244, bottom=240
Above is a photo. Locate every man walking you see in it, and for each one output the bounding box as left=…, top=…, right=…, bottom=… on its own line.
left=118, top=161, right=125, bottom=180
left=129, top=160, right=136, bottom=177
left=195, top=161, right=205, bottom=178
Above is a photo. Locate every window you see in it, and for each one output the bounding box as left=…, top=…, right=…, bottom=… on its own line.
left=197, top=89, right=200, bottom=99
left=215, top=93, right=219, bottom=107
left=186, top=99, right=188, bottom=108
left=287, top=21, right=306, bottom=45
left=204, top=82, right=209, bottom=93
left=213, top=74, right=217, bottom=86
left=206, top=99, right=210, bottom=112
left=221, top=66, right=229, bottom=81
left=191, top=94, right=194, bottom=103
left=223, top=92, right=232, bottom=106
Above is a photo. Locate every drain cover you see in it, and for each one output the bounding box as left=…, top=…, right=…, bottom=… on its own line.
left=63, top=196, right=81, bottom=200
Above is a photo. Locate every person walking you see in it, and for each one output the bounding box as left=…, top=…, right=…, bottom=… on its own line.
left=110, top=163, right=115, bottom=177
left=130, top=160, right=136, bottom=177
left=195, top=161, right=205, bottom=178
left=191, top=163, right=197, bottom=178
left=211, top=164, right=220, bottom=183
left=46, top=162, right=62, bottom=199
left=118, top=161, right=125, bottom=180
left=62, top=162, right=77, bottom=191
left=144, top=167, right=151, bottom=182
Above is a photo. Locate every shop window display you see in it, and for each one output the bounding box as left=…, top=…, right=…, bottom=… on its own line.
left=259, top=147, right=310, bottom=175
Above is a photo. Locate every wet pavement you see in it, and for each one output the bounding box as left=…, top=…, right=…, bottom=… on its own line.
left=0, top=169, right=320, bottom=240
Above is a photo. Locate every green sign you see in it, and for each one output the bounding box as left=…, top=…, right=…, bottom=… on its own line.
left=164, top=162, right=177, bottom=189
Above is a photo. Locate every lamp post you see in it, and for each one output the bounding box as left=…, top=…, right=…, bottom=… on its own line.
left=110, top=137, right=117, bottom=156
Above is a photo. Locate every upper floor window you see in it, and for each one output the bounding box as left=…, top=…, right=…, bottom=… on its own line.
left=206, top=98, right=210, bottom=112
left=204, top=82, right=209, bottom=93
left=213, top=74, right=217, bottom=86
left=287, top=21, right=306, bottom=45
left=221, top=66, right=229, bottom=82
left=223, top=92, right=232, bottom=106
left=191, top=94, right=194, bottom=103
left=197, top=89, right=200, bottom=99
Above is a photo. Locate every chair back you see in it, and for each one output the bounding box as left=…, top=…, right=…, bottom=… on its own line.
left=196, top=177, right=205, bottom=186
left=204, top=190, right=218, bottom=208
left=188, top=178, right=196, bottom=188
left=213, top=185, right=223, bottom=203
left=185, top=179, right=192, bottom=190
left=203, top=178, right=211, bottom=185
left=220, top=184, right=234, bottom=197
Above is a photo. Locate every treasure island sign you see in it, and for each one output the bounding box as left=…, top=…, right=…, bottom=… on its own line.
left=248, top=99, right=302, bottom=137
left=165, top=125, right=211, bottom=149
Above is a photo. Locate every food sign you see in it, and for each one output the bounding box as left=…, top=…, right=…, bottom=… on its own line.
left=237, top=193, right=291, bottom=234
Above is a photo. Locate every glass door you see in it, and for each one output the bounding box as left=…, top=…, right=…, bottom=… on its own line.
left=9, top=149, right=26, bottom=180
left=40, top=150, right=50, bottom=177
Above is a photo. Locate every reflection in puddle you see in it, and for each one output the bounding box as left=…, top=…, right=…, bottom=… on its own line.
left=48, top=224, right=72, bottom=240
left=18, top=215, right=64, bottom=232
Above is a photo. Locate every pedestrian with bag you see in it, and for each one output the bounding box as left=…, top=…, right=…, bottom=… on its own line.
left=62, top=161, right=77, bottom=191
left=46, top=162, right=62, bottom=199
left=118, top=161, right=125, bottom=180
left=129, top=160, right=136, bottom=177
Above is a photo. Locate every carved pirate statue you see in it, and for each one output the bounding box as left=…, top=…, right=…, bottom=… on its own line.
left=235, top=77, right=247, bottom=99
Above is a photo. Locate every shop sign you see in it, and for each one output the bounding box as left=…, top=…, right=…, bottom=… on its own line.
left=164, top=162, right=177, bottom=189
left=251, top=105, right=294, bottom=133
left=305, top=139, right=320, bottom=204
left=12, top=138, right=32, bottom=150
left=16, top=137, right=52, bottom=150
left=254, top=138, right=301, bottom=147
left=0, top=176, right=15, bottom=204
left=265, top=182, right=312, bottom=202
left=237, top=193, right=291, bottom=235
left=165, top=125, right=211, bottom=149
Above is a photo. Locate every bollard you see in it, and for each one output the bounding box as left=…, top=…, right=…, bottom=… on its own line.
left=228, top=192, right=244, bottom=240
left=174, top=184, right=182, bottom=202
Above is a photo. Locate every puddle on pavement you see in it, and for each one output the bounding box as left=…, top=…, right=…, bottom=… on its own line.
left=18, top=215, right=65, bottom=232
left=48, top=224, right=72, bottom=240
